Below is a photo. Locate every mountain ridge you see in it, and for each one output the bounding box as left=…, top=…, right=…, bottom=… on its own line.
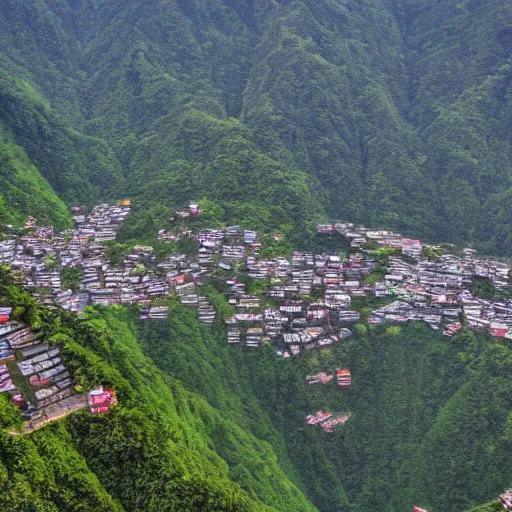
left=1, top=0, right=512, bottom=250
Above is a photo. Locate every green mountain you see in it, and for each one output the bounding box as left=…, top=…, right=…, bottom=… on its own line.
left=2, top=272, right=512, bottom=512
left=0, top=0, right=512, bottom=249
left=1, top=2, right=512, bottom=511
left=467, top=502, right=504, bottom=512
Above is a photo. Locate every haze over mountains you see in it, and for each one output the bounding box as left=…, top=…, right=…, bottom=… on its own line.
left=1, top=0, right=512, bottom=249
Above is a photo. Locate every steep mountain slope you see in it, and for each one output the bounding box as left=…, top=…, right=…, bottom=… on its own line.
left=401, top=0, right=512, bottom=247
left=137, top=292, right=512, bottom=512
left=0, top=282, right=317, bottom=512
left=137, top=299, right=350, bottom=512
left=0, top=128, right=71, bottom=230
left=0, top=1, right=511, bottom=249
left=0, top=69, right=124, bottom=207
left=240, top=0, right=436, bottom=235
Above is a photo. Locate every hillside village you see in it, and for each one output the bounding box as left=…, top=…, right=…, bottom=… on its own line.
left=1, top=201, right=512, bottom=445
left=0, top=306, right=117, bottom=434
left=320, top=223, right=512, bottom=338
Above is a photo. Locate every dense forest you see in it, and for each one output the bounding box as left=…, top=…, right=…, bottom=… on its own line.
left=1, top=0, right=512, bottom=249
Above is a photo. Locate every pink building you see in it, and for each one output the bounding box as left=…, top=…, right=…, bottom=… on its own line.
left=402, top=239, right=423, bottom=258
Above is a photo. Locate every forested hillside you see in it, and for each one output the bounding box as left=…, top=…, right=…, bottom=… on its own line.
left=2, top=274, right=512, bottom=512
left=0, top=279, right=317, bottom=512
left=138, top=297, right=512, bottom=512
left=1, top=2, right=512, bottom=511
left=1, top=0, right=512, bottom=249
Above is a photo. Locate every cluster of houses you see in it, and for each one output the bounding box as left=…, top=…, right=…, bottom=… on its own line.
left=0, top=205, right=397, bottom=360
left=0, top=309, right=89, bottom=434
left=2, top=203, right=512, bottom=352
left=222, top=249, right=366, bottom=355
left=0, top=203, right=218, bottom=325
left=317, top=222, right=422, bottom=256
left=317, top=223, right=512, bottom=339
left=305, top=369, right=352, bottom=387
left=0, top=203, right=131, bottom=309
left=369, top=253, right=512, bottom=336
left=305, top=411, right=352, bottom=433
left=500, top=490, right=512, bottom=510
left=14, top=201, right=512, bottom=358
left=207, top=242, right=372, bottom=355
left=158, top=219, right=365, bottom=354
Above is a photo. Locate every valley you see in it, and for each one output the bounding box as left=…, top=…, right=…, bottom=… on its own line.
left=1, top=1, right=512, bottom=510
